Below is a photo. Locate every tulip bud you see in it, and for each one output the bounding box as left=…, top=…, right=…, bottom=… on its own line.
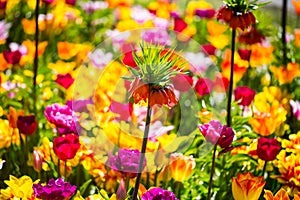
left=116, top=179, right=127, bottom=200
left=33, top=150, right=42, bottom=172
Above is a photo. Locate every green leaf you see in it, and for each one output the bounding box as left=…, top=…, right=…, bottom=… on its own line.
left=79, top=179, right=92, bottom=195
left=227, top=154, right=258, bottom=165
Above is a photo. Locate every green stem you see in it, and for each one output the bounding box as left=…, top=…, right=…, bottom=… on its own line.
left=226, top=29, right=236, bottom=127
left=282, top=0, right=287, bottom=66
left=132, top=84, right=152, bottom=200
left=207, top=145, right=217, bottom=200
left=33, top=0, right=39, bottom=114
left=64, top=160, right=67, bottom=180
left=57, top=159, right=60, bottom=177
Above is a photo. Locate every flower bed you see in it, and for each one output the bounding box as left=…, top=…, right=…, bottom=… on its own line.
left=0, top=0, right=300, bottom=199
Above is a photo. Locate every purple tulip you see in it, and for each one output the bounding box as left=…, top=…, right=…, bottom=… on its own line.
left=107, top=148, right=146, bottom=178
left=44, top=103, right=77, bottom=132
left=198, top=120, right=234, bottom=150
left=33, top=178, right=76, bottom=200
left=142, top=187, right=178, bottom=200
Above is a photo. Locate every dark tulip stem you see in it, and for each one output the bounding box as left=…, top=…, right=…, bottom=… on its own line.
left=227, top=29, right=236, bottom=127
left=282, top=0, right=287, bottom=66
left=262, top=161, right=267, bottom=177
left=207, top=145, right=217, bottom=200
left=33, top=0, right=39, bottom=114
left=132, top=84, right=152, bottom=200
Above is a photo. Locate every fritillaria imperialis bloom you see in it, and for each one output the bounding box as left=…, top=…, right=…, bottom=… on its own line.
left=17, top=115, right=38, bottom=135
left=257, top=137, right=281, bottom=161
left=142, top=187, right=178, bottom=200
left=232, top=172, right=265, bottom=200
left=33, top=178, right=76, bottom=200
left=198, top=120, right=234, bottom=151
left=234, top=86, right=256, bottom=106
left=168, top=153, right=196, bottom=182
left=217, top=5, right=256, bottom=30
left=107, top=148, right=146, bottom=178
left=44, top=103, right=77, bottom=131
left=53, top=134, right=80, bottom=161
left=125, top=42, right=184, bottom=108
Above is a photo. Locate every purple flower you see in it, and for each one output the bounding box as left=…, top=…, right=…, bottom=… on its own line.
left=195, top=9, right=216, bottom=18
left=0, top=20, right=11, bottom=42
left=80, top=1, right=108, bottom=14
left=142, top=187, right=178, bottom=200
left=66, top=99, right=92, bottom=113
left=290, top=100, right=300, bottom=120
left=33, top=178, right=76, bottom=200
left=107, top=148, right=146, bottom=178
left=141, top=29, right=172, bottom=46
left=198, top=120, right=234, bottom=150
left=44, top=103, right=77, bottom=131
left=88, top=49, right=112, bottom=69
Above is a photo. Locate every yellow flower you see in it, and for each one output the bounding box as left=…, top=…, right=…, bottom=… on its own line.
left=177, top=25, right=197, bottom=42
left=20, top=40, right=48, bottom=65
left=250, top=43, right=274, bottom=67
left=147, top=1, right=178, bottom=19
left=0, top=175, right=38, bottom=200
left=168, top=153, right=196, bottom=182
left=207, top=34, right=229, bottom=50
left=186, top=0, right=213, bottom=16
left=106, top=0, right=132, bottom=8
left=249, top=103, right=287, bottom=136
left=264, top=188, right=290, bottom=200
left=280, top=131, right=300, bottom=154
left=57, top=41, right=79, bottom=60
left=21, top=18, right=46, bottom=35
left=249, top=87, right=288, bottom=136
left=232, top=172, right=265, bottom=200
left=207, top=20, right=228, bottom=36
left=270, top=63, right=300, bottom=85
left=272, top=151, right=300, bottom=196
left=0, top=119, right=20, bottom=148
left=48, top=60, right=76, bottom=74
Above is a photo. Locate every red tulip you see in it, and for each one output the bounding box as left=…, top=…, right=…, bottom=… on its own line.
left=122, top=51, right=137, bottom=68
left=234, top=86, right=255, bottom=106
left=194, top=78, right=213, bottom=97
left=42, top=0, right=55, bottom=4
left=173, top=17, right=187, bottom=32
left=201, top=44, right=216, bottom=56
left=238, top=49, right=251, bottom=61
left=17, top=115, right=38, bottom=135
left=53, top=134, right=80, bottom=161
left=56, top=73, right=74, bottom=89
left=3, top=50, right=22, bottom=64
left=65, top=0, right=76, bottom=5
left=171, top=74, right=193, bottom=92
left=257, top=138, right=281, bottom=161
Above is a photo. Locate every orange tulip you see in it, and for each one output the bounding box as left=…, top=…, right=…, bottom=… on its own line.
left=292, top=0, right=300, bottom=15
left=270, top=63, right=300, bottom=85
left=232, top=172, right=265, bottom=200
left=264, top=188, right=290, bottom=200
left=168, top=153, right=195, bottom=182
left=294, top=29, right=300, bottom=47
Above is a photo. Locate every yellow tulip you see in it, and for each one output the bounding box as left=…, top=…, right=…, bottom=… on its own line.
left=232, top=172, right=265, bottom=200
left=168, top=153, right=196, bottom=182
left=264, top=188, right=290, bottom=200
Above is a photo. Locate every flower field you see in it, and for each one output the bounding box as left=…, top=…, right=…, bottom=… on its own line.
left=0, top=0, right=300, bottom=199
